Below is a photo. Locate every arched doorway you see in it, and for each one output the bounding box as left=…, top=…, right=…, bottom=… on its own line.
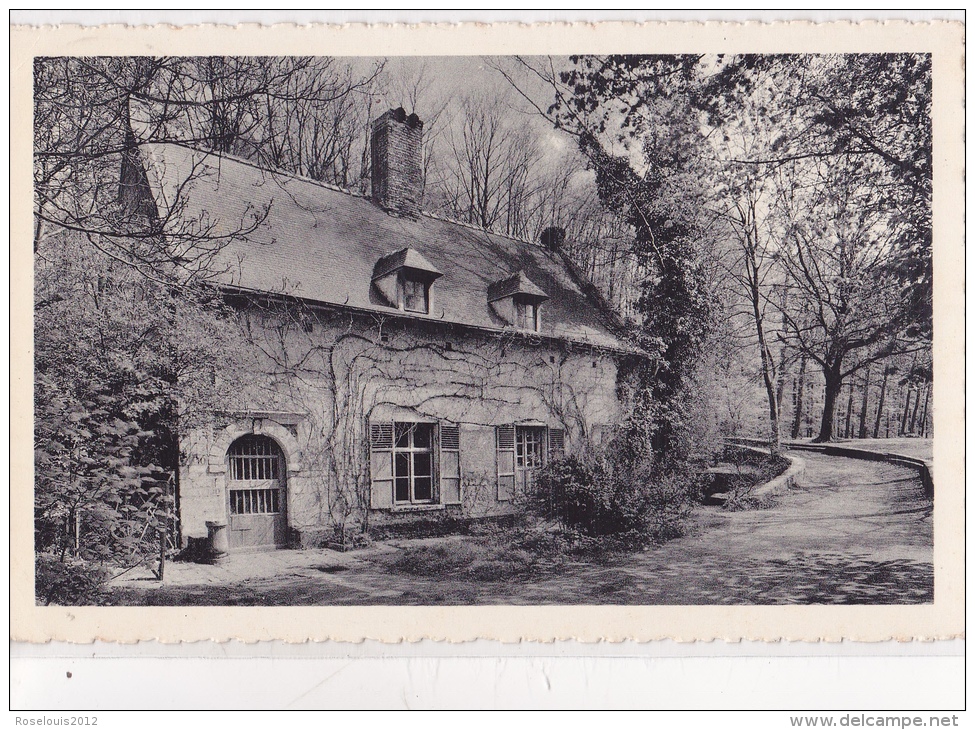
left=226, top=434, right=288, bottom=549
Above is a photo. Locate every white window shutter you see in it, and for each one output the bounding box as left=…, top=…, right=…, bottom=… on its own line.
left=369, top=422, right=394, bottom=509
left=496, top=424, right=516, bottom=501
left=440, top=423, right=461, bottom=504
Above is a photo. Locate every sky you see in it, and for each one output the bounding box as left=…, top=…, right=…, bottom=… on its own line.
left=352, top=55, right=578, bottom=168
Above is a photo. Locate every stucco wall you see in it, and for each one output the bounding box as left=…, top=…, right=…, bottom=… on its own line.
left=179, top=303, right=625, bottom=545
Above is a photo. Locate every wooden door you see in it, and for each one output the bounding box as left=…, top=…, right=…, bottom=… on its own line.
left=227, top=435, right=287, bottom=549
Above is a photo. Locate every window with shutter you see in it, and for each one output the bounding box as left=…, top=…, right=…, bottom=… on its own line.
left=369, top=422, right=394, bottom=509
left=440, top=423, right=461, bottom=505
left=496, top=424, right=516, bottom=501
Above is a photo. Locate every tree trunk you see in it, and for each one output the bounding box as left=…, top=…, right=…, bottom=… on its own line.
left=790, top=355, right=807, bottom=439
left=920, top=383, right=931, bottom=437
left=858, top=365, right=872, bottom=439
left=759, top=344, right=780, bottom=453
left=157, top=522, right=167, bottom=582
left=834, top=390, right=842, bottom=438
left=61, top=510, right=72, bottom=562
left=33, top=202, right=45, bottom=254
left=909, top=382, right=924, bottom=435
left=899, top=386, right=913, bottom=436
left=843, top=378, right=856, bottom=438
left=749, top=281, right=780, bottom=453
left=815, top=368, right=842, bottom=442
left=873, top=368, right=890, bottom=439
left=775, top=345, right=789, bottom=424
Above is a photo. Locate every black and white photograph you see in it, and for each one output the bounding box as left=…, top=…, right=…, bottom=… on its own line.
left=18, top=19, right=962, bottom=641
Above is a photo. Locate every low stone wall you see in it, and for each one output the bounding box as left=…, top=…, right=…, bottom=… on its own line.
left=723, top=440, right=805, bottom=505
left=726, top=437, right=933, bottom=501
left=751, top=453, right=805, bottom=503
left=784, top=441, right=934, bottom=500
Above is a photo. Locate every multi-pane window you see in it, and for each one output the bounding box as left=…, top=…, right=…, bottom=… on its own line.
left=393, top=422, right=435, bottom=503
left=515, top=299, right=538, bottom=330
left=230, top=488, right=280, bottom=515
left=498, top=425, right=566, bottom=500
left=401, top=275, right=429, bottom=313
left=515, top=426, right=546, bottom=469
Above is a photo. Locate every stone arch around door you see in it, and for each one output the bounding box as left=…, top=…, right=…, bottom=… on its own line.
left=207, top=417, right=303, bottom=549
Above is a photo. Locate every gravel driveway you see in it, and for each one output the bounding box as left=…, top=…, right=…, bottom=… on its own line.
left=112, top=451, right=933, bottom=605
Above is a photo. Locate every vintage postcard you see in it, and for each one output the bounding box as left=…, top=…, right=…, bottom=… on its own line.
left=11, top=19, right=964, bottom=643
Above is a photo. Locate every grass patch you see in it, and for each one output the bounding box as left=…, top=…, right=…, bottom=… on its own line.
left=386, top=529, right=570, bottom=582
left=389, top=538, right=482, bottom=576
left=384, top=518, right=656, bottom=583
left=316, top=564, right=350, bottom=573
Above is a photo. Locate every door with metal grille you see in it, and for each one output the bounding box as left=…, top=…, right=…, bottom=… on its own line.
left=226, top=434, right=287, bottom=549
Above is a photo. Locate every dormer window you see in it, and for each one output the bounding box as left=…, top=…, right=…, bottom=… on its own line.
left=515, top=298, right=538, bottom=331
left=401, top=274, right=429, bottom=314
left=488, top=271, right=549, bottom=333
left=372, top=247, right=443, bottom=316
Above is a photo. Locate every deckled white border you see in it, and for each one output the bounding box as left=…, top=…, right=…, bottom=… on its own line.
left=10, top=19, right=965, bottom=644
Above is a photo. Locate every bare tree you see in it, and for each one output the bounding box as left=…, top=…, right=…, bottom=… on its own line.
left=434, top=93, right=546, bottom=236
left=712, top=162, right=785, bottom=452
left=775, top=157, right=928, bottom=442
left=34, top=56, right=384, bottom=284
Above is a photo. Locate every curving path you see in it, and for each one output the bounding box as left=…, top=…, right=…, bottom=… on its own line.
left=544, top=450, right=934, bottom=605
left=112, top=451, right=933, bottom=606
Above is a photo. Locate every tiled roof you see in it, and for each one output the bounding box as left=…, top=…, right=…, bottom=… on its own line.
left=140, top=143, right=637, bottom=353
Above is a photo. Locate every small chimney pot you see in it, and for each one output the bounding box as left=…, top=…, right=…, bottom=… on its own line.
left=541, top=226, right=566, bottom=251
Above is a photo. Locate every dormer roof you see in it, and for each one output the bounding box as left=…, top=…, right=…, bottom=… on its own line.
left=373, top=247, right=443, bottom=281
left=487, top=270, right=549, bottom=303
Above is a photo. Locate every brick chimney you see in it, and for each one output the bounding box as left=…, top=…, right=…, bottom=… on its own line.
left=371, top=107, right=424, bottom=220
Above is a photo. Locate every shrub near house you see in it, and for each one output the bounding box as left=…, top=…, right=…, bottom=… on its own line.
left=525, top=447, right=695, bottom=545
left=382, top=443, right=699, bottom=583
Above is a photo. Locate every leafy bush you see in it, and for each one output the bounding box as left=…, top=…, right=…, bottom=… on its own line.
left=35, top=552, right=111, bottom=606
left=34, top=231, right=254, bottom=602
left=520, top=444, right=697, bottom=546
left=718, top=451, right=791, bottom=511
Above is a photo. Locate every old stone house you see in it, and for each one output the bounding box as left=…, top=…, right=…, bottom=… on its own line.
left=130, top=108, right=643, bottom=551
